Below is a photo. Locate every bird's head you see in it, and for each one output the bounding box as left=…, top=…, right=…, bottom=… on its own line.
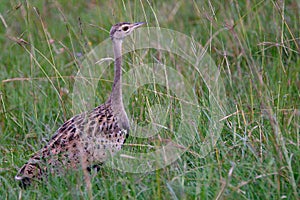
left=110, top=22, right=145, bottom=40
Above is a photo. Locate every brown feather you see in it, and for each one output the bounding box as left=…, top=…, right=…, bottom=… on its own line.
left=15, top=101, right=128, bottom=187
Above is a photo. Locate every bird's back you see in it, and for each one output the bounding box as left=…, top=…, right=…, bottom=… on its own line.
left=15, top=101, right=129, bottom=187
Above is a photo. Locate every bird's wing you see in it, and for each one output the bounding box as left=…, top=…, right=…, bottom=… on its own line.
left=15, top=102, right=128, bottom=186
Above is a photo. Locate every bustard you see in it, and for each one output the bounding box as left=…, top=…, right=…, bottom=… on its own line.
left=15, top=22, right=145, bottom=187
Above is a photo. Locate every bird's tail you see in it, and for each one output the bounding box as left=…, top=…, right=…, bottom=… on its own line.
left=15, top=157, right=43, bottom=188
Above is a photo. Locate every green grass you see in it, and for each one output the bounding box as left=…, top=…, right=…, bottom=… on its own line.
left=0, top=0, right=299, bottom=199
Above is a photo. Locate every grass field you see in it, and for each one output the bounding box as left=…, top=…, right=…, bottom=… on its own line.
left=0, top=0, right=299, bottom=199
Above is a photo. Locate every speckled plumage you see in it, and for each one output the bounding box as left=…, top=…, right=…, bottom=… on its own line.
left=15, top=22, right=145, bottom=187
left=16, top=100, right=128, bottom=186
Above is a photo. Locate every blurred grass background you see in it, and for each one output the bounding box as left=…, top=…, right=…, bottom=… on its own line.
left=0, top=0, right=299, bottom=199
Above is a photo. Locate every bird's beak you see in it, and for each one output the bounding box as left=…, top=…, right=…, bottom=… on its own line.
left=132, top=22, right=145, bottom=29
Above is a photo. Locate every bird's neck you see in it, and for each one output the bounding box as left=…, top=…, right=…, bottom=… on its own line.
left=109, top=39, right=124, bottom=110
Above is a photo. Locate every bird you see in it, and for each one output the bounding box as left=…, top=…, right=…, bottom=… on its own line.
left=15, top=22, right=145, bottom=187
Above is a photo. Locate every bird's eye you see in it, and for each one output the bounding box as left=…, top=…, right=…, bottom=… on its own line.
left=122, top=26, right=129, bottom=31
